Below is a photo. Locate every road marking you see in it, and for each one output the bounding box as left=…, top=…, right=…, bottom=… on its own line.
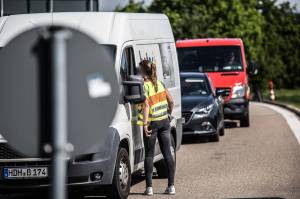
left=254, top=102, right=300, bottom=145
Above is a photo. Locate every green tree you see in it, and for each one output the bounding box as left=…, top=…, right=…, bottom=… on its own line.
left=258, top=0, right=300, bottom=88
left=116, top=2, right=146, bottom=13
left=118, top=0, right=300, bottom=89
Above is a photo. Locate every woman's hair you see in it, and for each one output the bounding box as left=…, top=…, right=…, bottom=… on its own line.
left=139, top=59, right=158, bottom=92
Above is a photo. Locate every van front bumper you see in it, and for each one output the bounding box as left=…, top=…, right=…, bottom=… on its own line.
left=0, top=156, right=116, bottom=193
left=224, top=98, right=249, bottom=120
left=0, top=127, right=120, bottom=194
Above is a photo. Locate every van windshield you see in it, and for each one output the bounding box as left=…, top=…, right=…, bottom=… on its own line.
left=177, top=46, right=243, bottom=72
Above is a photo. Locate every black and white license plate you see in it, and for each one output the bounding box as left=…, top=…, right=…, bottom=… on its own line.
left=3, top=167, right=48, bottom=179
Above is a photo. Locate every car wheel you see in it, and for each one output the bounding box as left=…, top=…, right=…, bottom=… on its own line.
left=155, top=136, right=176, bottom=179
left=240, top=112, right=250, bottom=127
left=109, top=147, right=131, bottom=199
left=219, top=126, right=225, bottom=136
left=209, top=131, right=220, bottom=142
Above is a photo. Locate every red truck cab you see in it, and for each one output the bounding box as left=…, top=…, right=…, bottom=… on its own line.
left=176, top=38, right=250, bottom=127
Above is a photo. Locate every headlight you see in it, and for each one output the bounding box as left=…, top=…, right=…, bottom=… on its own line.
left=194, top=104, right=214, bottom=119
left=231, top=84, right=245, bottom=98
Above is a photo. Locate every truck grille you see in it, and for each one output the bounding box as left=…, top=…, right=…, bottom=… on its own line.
left=0, top=143, right=27, bottom=159
left=182, top=112, right=193, bottom=123
left=216, top=87, right=231, bottom=97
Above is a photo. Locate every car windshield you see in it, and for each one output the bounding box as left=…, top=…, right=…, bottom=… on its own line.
left=180, top=76, right=211, bottom=96
left=177, top=46, right=243, bottom=72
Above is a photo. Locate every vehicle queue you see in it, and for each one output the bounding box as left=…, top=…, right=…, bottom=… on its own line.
left=0, top=12, right=255, bottom=199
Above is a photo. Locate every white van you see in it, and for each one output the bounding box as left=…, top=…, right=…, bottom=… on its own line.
left=0, top=12, right=182, bottom=199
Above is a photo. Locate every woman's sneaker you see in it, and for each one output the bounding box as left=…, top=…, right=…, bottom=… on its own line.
left=144, top=187, right=153, bottom=196
left=164, top=185, right=176, bottom=195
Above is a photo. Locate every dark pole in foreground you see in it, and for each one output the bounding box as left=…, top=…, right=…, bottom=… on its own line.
left=50, top=29, right=71, bottom=199
left=88, top=0, right=94, bottom=11
left=97, top=0, right=101, bottom=11
left=0, top=0, right=3, bottom=17
left=47, top=0, right=53, bottom=13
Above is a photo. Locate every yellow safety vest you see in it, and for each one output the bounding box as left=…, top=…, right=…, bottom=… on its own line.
left=137, top=80, right=168, bottom=126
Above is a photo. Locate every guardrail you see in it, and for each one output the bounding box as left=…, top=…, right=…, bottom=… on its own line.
left=262, top=100, right=300, bottom=118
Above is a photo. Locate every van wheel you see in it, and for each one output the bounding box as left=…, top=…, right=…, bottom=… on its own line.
left=109, top=147, right=131, bottom=199
left=219, top=126, right=225, bottom=136
left=155, top=136, right=176, bottom=179
left=240, top=112, right=250, bottom=127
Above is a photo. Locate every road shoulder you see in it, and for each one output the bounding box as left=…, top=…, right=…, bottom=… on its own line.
left=254, top=102, right=300, bottom=145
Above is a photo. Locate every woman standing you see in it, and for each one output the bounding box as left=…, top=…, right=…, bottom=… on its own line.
left=138, top=60, right=176, bottom=196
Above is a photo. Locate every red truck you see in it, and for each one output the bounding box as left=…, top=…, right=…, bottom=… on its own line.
left=176, top=38, right=255, bottom=127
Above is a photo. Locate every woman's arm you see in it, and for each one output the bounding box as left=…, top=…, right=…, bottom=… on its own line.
left=143, top=99, right=150, bottom=126
left=143, top=99, right=152, bottom=137
left=166, top=89, right=174, bottom=115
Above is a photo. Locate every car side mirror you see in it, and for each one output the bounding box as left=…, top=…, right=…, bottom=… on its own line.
left=248, top=60, right=258, bottom=75
left=122, top=75, right=146, bottom=104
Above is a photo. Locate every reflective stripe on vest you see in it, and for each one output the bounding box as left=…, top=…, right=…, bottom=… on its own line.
left=137, top=104, right=144, bottom=126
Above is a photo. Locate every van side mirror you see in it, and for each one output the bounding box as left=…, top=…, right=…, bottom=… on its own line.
left=122, top=75, right=146, bottom=104
left=248, top=60, right=258, bottom=75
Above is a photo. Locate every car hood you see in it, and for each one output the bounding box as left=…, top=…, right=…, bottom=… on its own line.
left=181, top=95, right=214, bottom=112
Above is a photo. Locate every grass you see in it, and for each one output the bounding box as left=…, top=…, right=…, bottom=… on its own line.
left=263, top=89, right=300, bottom=109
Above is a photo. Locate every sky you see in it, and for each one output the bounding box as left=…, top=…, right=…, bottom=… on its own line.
left=277, top=0, right=300, bottom=12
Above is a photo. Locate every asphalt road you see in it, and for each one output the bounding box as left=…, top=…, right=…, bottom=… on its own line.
left=128, top=103, right=300, bottom=199
left=2, top=103, right=300, bottom=199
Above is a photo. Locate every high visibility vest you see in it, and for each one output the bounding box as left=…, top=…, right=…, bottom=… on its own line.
left=137, top=80, right=168, bottom=126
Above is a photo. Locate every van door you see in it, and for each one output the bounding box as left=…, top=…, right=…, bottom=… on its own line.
left=120, top=46, right=145, bottom=167
left=134, top=43, right=164, bottom=158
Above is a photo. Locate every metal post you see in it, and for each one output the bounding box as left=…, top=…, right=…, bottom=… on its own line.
left=27, top=0, right=31, bottom=13
left=97, top=0, right=101, bottom=11
left=50, top=30, right=71, bottom=199
left=88, top=0, right=93, bottom=11
left=0, top=0, right=4, bottom=17
left=47, top=0, right=53, bottom=13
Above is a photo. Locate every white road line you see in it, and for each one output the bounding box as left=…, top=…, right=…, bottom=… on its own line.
left=254, top=102, right=300, bottom=145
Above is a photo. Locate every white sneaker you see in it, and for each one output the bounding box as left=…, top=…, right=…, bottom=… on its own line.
left=144, top=187, right=153, bottom=196
left=165, top=185, right=176, bottom=195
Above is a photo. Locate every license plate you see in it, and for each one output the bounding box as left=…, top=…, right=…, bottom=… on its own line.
left=3, top=167, right=48, bottom=179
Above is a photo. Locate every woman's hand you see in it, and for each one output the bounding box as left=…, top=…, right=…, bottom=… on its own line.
left=144, top=125, right=152, bottom=137
left=166, top=89, right=174, bottom=115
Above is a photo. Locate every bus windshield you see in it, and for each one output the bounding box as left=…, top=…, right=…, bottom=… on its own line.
left=177, top=46, right=243, bottom=72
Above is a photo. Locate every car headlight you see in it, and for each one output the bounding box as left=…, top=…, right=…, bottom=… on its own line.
left=194, top=104, right=214, bottom=119
left=231, top=84, right=245, bottom=98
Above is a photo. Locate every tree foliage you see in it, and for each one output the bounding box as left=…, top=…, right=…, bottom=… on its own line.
left=118, top=0, right=300, bottom=88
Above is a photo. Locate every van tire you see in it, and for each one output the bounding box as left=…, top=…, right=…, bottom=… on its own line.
left=109, top=147, right=131, bottom=199
left=240, top=112, right=250, bottom=127
left=155, top=136, right=176, bottom=179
